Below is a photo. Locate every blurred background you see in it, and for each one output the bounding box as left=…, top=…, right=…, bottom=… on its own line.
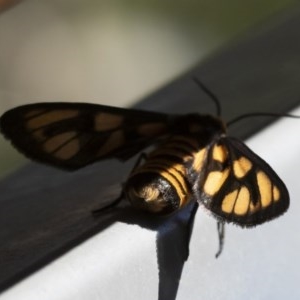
left=0, top=0, right=296, bottom=177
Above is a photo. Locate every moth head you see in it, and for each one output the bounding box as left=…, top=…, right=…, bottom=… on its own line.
left=172, top=114, right=226, bottom=138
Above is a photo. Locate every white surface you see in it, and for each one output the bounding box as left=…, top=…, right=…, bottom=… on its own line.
left=1, top=107, right=300, bottom=300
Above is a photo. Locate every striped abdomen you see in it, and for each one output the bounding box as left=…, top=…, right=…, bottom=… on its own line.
left=124, top=136, right=200, bottom=215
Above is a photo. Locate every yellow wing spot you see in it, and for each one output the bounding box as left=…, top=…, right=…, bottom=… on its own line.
left=257, top=171, right=272, bottom=208
left=273, top=185, right=280, bottom=202
left=222, top=189, right=238, bottom=213
left=52, top=139, right=80, bottom=160
left=234, top=186, right=250, bottom=215
left=233, top=157, right=253, bottom=178
left=94, top=113, right=123, bottom=131
left=203, top=168, right=229, bottom=196
left=43, top=131, right=77, bottom=153
left=249, top=199, right=261, bottom=214
left=137, top=123, right=167, bottom=137
left=27, top=110, right=78, bottom=129
left=212, top=145, right=227, bottom=163
left=97, top=130, right=125, bottom=157
left=32, top=129, right=46, bottom=141
left=25, top=109, right=45, bottom=119
left=192, top=149, right=207, bottom=172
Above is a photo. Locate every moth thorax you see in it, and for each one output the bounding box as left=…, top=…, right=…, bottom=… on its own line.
left=125, top=173, right=181, bottom=215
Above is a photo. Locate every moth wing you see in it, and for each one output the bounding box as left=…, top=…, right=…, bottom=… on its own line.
left=0, top=102, right=172, bottom=170
left=196, top=137, right=289, bottom=227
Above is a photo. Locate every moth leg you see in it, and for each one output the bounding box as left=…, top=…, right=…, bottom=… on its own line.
left=92, top=152, right=148, bottom=215
left=131, top=152, right=148, bottom=170
left=184, top=202, right=199, bottom=261
left=215, top=221, right=225, bottom=258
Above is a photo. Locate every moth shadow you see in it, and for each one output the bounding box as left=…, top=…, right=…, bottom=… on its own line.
left=115, top=201, right=197, bottom=300
left=0, top=161, right=196, bottom=299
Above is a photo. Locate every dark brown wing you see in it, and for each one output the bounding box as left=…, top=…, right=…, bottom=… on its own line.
left=0, top=102, right=172, bottom=170
left=194, top=137, right=289, bottom=227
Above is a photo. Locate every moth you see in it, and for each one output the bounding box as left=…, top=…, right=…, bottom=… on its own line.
left=0, top=79, right=294, bottom=256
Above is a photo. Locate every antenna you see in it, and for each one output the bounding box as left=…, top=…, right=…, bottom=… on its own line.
left=192, top=77, right=300, bottom=124
left=227, top=112, right=300, bottom=127
left=193, top=76, right=221, bottom=117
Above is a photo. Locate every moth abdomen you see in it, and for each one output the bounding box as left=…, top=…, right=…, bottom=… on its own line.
left=125, top=173, right=182, bottom=215
left=124, top=136, right=200, bottom=215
